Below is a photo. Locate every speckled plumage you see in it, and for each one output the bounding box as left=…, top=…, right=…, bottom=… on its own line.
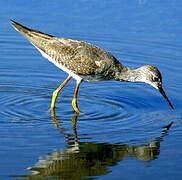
left=10, top=20, right=122, bottom=81
left=10, top=20, right=174, bottom=111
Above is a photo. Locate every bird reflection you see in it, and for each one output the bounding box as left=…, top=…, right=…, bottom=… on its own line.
left=17, top=110, right=172, bottom=180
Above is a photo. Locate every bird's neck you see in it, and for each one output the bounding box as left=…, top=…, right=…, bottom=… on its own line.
left=114, top=65, right=140, bottom=82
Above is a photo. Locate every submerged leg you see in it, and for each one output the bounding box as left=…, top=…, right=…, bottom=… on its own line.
left=72, top=80, right=81, bottom=113
left=50, top=75, right=72, bottom=110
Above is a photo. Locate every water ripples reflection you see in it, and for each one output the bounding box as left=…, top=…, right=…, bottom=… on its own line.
left=0, top=83, right=49, bottom=123
left=1, top=18, right=182, bottom=180
left=1, top=1, right=182, bottom=179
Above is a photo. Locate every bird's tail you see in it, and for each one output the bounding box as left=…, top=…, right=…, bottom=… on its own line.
left=10, top=20, right=54, bottom=43
left=10, top=20, right=32, bottom=36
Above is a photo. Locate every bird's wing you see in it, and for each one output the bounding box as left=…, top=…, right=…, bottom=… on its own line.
left=11, top=20, right=116, bottom=75
left=43, top=38, right=118, bottom=75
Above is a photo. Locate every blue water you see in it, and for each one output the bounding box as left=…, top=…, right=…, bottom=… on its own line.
left=1, top=0, right=182, bottom=179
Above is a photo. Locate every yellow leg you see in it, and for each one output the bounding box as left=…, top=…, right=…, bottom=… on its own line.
left=50, top=75, right=72, bottom=110
left=72, top=81, right=81, bottom=113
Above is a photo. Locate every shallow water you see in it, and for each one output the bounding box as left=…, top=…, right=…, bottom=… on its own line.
left=1, top=0, right=182, bottom=179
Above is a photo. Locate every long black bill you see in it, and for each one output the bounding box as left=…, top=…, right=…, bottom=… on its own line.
left=158, top=87, right=174, bottom=109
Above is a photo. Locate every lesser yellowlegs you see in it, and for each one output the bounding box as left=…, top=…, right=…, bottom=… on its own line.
left=10, top=20, right=174, bottom=113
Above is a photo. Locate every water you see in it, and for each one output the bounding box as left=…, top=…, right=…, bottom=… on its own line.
left=1, top=0, right=182, bottom=179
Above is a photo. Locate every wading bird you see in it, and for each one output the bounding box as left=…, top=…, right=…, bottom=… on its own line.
left=10, top=20, right=174, bottom=113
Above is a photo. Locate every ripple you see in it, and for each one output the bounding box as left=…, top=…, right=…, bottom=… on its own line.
left=49, top=80, right=176, bottom=145
left=72, top=109, right=176, bottom=145
left=0, top=83, right=50, bottom=123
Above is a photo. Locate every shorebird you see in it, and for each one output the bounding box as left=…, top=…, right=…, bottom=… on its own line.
left=10, top=20, right=174, bottom=113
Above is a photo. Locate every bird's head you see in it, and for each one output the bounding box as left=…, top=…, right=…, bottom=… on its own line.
left=136, top=65, right=174, bottom=109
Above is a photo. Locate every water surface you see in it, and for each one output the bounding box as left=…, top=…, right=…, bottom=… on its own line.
left=0, top=0, right=182, bottom=179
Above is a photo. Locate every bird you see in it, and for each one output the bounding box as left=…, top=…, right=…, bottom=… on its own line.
left=10, top=20, right=174, bottom=113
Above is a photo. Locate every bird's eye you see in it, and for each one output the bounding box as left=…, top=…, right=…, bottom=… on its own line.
left=153, top=77, right=159, bottom=82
